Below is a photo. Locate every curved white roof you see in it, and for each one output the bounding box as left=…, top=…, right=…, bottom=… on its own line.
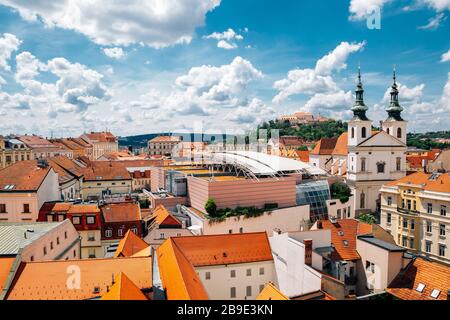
left=210, top=151, right=326, bottom=176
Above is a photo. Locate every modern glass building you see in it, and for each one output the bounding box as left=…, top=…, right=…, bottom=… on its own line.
left=296, top=180, right=331, bottom=220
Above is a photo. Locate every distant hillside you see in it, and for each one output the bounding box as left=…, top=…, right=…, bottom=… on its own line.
left=119, top=133, right=234, bottom=149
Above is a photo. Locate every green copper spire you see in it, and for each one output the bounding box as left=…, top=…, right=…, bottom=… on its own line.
left=386, top=67, right=404, bottom=121
left=351, top=66, right=369, bottom=121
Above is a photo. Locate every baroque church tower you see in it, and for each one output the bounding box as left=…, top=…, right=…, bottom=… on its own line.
left=347, top=68, right=407, bottom=215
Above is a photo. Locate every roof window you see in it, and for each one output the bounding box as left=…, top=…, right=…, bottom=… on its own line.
left=416, top=283, right=425, bottom=293
left=430, top=289, right=440, bottom=299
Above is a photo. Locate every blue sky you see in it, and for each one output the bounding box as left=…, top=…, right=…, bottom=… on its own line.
left=0, top=0, right=449, bottom=137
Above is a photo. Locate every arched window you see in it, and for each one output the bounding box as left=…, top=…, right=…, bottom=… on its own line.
left=377, top=162, right=386, bottom=173
left=397, top=128, right=402, bottom=139
left=360, top=192, right=365, bottom=209
left=351, top=127, right=355, bottom=139
left=362, top=127, right=367, bottom=138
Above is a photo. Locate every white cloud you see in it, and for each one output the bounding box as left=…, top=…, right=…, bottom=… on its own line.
left=349, top=0, right=391, bottom=20
left=304, top=90, right=353, bottom=115
left=441, top=49, right=450, bottom=62
left=103, top=47, right=125, bottom=59
left=0, top=0, right=221, bottom=48
left=273, top=41, right=364, bottom=103
left=418, top=0, right=450, bottom=11
left=418, top=13, right=446, bottom=30
left=0, top=33, right=21, bottom=71
left=226, top=98, right=274, bottom=124
left=217, top=40, right=238, bottom=50
left=382, top=83, right=425, bottom=103
left=204, top=28, right=244, bottom=50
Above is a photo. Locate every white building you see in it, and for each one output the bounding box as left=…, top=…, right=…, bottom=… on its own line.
left=346, top=69, right=407, bottom=214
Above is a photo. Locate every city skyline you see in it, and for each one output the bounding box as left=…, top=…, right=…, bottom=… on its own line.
left=0, top=1, right=449, bottom=137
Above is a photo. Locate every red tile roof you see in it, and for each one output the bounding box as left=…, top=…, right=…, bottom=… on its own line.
left=101, top=202, right=141, bottom=223
left=114, top=230, right=150, bottom=258
left=386, top=171, right=450, bottom=194
left=81, top=163, right=131, bottom=181
left=310, top=138, right=338, bottom=155
left=318, top=219, right=372, bottom=261
left=101, top=272, right=148, bottom=300
left=82, top=132, right=117, bottom=143
left=332, top=132, right=348, bottom=156
left=0, top=160, right=51, bottom=191
left=151, top=205, right=182, bottom=227
left=150, top=136, right=181, bottom=143
left=294, top=150, right=310, bottom=163
left=387, top=257, right=450, bottom=300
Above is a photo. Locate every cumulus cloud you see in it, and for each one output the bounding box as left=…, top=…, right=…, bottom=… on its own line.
left=204, top=28, right=244, bottom=50
left=382, top=83, right=425, bottom=103
left=226, top=98, right=274, bottom=124
left=349, top=0, right=391, bottom=20
left=418, top=13, right=447, bottom=30
left=0, top=0, right=221, bottom=48
left=272, top=41, right=365, bottom=103
left=304, top=90, right=353, bottom=115
left=103, top=47, right=125, bottom=59
left=418, top=0, right=450, bottom=11
left=441, top=49, right=450, bottom=62
left=0, top=33, right=21, bottom=71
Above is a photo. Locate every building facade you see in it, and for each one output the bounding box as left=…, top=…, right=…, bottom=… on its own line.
left=80, top=132, right=118, bottom=160
left=148, top=136, right=181, bottom=156
left=0, top=138, right=32, bottom=169
left=380, top=172, right=450, bottom=264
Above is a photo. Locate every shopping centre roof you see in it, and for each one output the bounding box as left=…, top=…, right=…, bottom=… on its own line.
left=209, top=151, right=326, bottom=176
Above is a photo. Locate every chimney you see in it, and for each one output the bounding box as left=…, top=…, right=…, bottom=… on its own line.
left=304, top=239, right=313, bottom=266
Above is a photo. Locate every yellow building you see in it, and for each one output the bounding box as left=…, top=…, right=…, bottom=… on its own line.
left=0, top=137, right=33, bottom=169
left=380, top=172, right=450, bottom=264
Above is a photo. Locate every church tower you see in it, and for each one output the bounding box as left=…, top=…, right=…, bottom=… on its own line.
left=382, top=69, right=407, bottom=145
left=348, top=67, right=372, bottom=147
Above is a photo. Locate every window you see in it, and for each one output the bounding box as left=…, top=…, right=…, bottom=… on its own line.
left=427, top=221, right=432, bottom=233
left=246, top=286, right=252, bottom=297
left=50, top=241, right=54, bottom=250
left=72, top=216, right=81, bottom=225
left=86, top=216, right=95, bottom=224
left=260, top=285, right=265, bottom=293
left=88, top=232, right=95, bottom=241
left=439, top=224, right=446, bottom=236
left=347, top=206, right=351, bottom=218
left=387, top=128, right=390, bottom=135
left=230, top=287, right=236, bottom=298
left=30, top=256, right=34, bottom=262
left=118, top=229, right=123, bottom=237
left=362, top=127, right=367, bottom=138
left=396, top=157, right=401, bottom=171
left=58, top=214, right=65, bottom=222
left=351, top=127, right=355, bottom=138
left=43, top=246, right=47, bottom=255
left=88, top=248, right=96, bottom=258
left=337, top=209, right=341, bottom=219
left=441, top=205, right=447, bottom=217
left=431, top=289, right=441, bottom=299
left=130, top=227, right=138, bottom=234
left=387, top=197, right=392, bottom=206
left=403, top=218, right=408, bottom=229
left=230, top=270, right=236, bottom=278
left=105, top=229, right=112, bottom=237
left=64, top=231, right=67, bottom=239
left=239, top=227, right=243, bottom=233
left=259, top=267, right=265, bottom=275
left=409, top=238, right=414, bottom=249
left=360, top=192, right=365, bottom=209
left=361, top=158, right=366, bottom=172
left=23, top=204, right=30, bottom=213
left=413, top=201, right=417, bottom=211
left=411, top=219, right=415, bottom=230
left=160, top=233, right=165, bottom=239
left=246, top=269, right=251, bottom=276
left=407, top=200, right=411, bottom=210
left=402, top=199, right=405, bottom=209
left=366, top=261, right=375, bottom=273
left=205, top=272, right=211, bottom=280
left=425, top=242, right=431, bottom=253
left=73, top=250, right=76, bottom=258
left=0, top=204, right=6, bottom=213
left=397, top=128, right=402, bottom=139
left=387, top=213, right=392, bottom=224
left=56, top=237, right=60, bottom=245
left=402, top=236, right=407, bottom=247
left=438, top=245, right=445, bottom=257
left=377, top=162, right=385, bottom=173
left=427, top=203, right=433, bottom=214
left=228, top=229, right=232, bottom=234
left=416, top=283, right=425, bottom=293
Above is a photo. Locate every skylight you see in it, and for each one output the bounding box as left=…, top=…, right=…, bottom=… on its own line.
left=430, top=289, right=440, bottom=299
left=416, top=283, right=425, bottom=293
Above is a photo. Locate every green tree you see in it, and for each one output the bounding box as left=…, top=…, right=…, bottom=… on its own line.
left=358, top=213, right=377, bottom=224
left=330, top=182, right=352, bottom=203
left=205, top=198, right=217, bottom=216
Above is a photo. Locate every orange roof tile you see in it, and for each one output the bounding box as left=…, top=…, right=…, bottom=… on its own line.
left=171, top=232, right=273, bottom=267
left=332, top=132, right=348, bottom=156
left=6, top=257, right=152, bottom=300
left=81, top=164, right=131, bottom=181
left=256, top=282, right=289, bottom=300
left=150, top=136, right=181, bottom=143
left=318, top=219, right=372, bottom=261
left=82, top=132, right=117, bottom=143
left=310, top=138, right=338, bottom=155
left=101, top=272, right=148, bottom=300
left=294, top=150, right=310, bottom=163
left=157, top=238, right=209, bottom=300
left=0, top=257, right=16, bottom=292
left=68, top=204, right=100, bottom=214
left=387, top=258, right=450, bottom=300
left=0, top=161, right=51, bottom=191
left=151, top=205, right=182, bottom=227
left=101, top=202, right=141, bottom=223
left=114, top=230, right=150, bottom=258
left=386, top=171, right=450, bottom=194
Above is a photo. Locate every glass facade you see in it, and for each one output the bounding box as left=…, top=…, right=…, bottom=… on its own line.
left=296, top=180, right=331, bottom=220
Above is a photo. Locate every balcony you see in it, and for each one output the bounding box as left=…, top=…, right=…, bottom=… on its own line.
left=397, top=207, right=420, bottom=215
left=345, top=275, right=357, bottom=286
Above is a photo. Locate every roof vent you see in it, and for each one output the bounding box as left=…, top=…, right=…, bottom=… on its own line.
left=93, top=286, right=100, bottom=294
left=338, top=231, right=344, bottom=236
left=223, top=252, right=228, bottom=258
left=343, top=240, right=349, bottom=247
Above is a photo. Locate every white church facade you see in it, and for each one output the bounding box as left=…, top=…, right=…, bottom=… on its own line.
left=346, top=69, right=407, bottom=214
